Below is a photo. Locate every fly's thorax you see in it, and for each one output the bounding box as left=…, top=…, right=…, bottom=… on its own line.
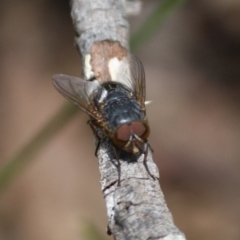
left=92, top=82, right=141, bottom=130
left=103, top=94, right=144, bottom=132
left=92, top=82, right=132, bottom=106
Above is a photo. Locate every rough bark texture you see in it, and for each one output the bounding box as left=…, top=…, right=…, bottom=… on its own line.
left=90, top=41, right=128, bottom=82
left=70, top=0, right=186, bottom=239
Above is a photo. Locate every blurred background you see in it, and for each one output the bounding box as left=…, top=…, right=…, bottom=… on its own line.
left=0, top=0, right=240, bottom=239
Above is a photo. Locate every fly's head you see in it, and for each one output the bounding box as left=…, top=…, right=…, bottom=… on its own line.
left=112, top=121, right=150, bottom=154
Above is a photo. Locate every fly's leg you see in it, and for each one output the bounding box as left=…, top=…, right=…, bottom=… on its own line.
left=88, top=120, right=101, bottom=157
left=143, top=142, right=156, bottom=180
left=148, top=142, right=154, bottom=153
left=106, top=224, right=112, bottom=236
left=94, top=138, right=101, bottom=157
left=112, top=146, right=121, bottom=186
left=88, top=120, right=121, bottom=185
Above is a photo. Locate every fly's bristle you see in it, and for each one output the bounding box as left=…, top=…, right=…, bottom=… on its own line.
left=145, top=100, right=152, bottom=105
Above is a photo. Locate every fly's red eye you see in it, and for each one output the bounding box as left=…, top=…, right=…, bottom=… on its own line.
left=113, top=121, right=150, bottom=146
left=116, top=124, right=131, bottom=142
left=131, top=121, right=146, bottom=138
left=112, top=125, right=129, bottom=149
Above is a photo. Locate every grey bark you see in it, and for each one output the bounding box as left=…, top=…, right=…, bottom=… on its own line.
left=70, top=0, right=186, bottom=239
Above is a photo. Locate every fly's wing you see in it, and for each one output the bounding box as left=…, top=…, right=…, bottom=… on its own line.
left=52, top=74, right=100, bottom=119
left=128, top=55, right=146, bottom=109
left=112, top=55, right=146, bottom=110
left=109, top=54, right=146, bottom=110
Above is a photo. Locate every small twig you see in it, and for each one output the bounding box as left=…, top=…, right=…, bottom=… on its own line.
left=70, top=0, right=186, bottom=239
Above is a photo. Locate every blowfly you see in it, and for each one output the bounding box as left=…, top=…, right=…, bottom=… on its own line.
left=52, top=55, right=154, bottom=183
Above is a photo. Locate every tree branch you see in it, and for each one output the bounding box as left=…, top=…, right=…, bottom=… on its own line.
left=70, top=0, right=186, bottom=239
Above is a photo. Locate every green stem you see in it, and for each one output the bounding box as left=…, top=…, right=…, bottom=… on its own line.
left=130, top=0, right=187, bottom=52
left=0, top=103, right=78, bottom=192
